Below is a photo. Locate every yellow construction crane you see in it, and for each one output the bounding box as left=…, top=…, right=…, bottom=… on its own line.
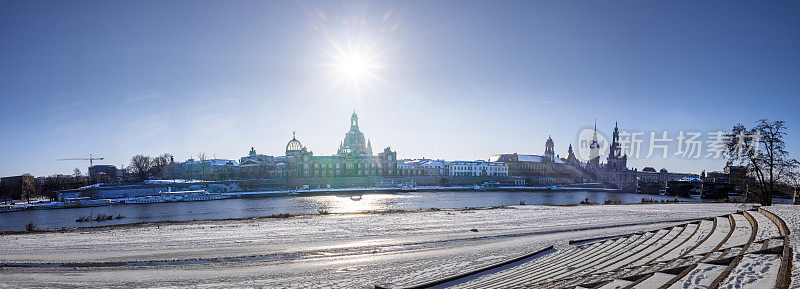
left=57, top=154, right=105, bottom=167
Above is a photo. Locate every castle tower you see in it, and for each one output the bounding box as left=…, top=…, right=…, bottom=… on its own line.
left=544, top=136, right=555, bottom=162
left=606, top=121, right=628, bottom=171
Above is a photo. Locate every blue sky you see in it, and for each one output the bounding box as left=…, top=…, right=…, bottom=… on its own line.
left=1, top=0, right=799, bottom=176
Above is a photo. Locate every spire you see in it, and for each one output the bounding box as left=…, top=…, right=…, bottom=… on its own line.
left=350, top=111, right=359, bottom=130
left=292, top=130, right=296, bottom=140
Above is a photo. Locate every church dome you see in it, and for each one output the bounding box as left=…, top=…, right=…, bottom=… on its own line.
left=286, top=132, right=304, bottom=155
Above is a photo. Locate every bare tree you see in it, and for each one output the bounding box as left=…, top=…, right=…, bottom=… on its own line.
left=20, top=174, right=37, bottom=201
left=725, top=119, right=799, bottom=205
left=149, top=153, right=175, bottom=179
left=197, top=152, right=208, bottom=180
left=152, top=155, right=167, bottom=178
left=130, top=155, right=153, bottom=182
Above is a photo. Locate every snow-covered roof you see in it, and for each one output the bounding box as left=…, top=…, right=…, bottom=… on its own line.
left=518, top=155, right=543, bottom=162
left=239, top=159, right=262, bottom=166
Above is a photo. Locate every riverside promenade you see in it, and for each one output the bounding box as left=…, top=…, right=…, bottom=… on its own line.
left=5, top=203, right=793, bottom=288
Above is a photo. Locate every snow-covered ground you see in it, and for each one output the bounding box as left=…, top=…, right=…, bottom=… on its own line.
left=0, top=203, right=749, bottom=288
left=720, top=254, right=781, bottom=289
left=762, top=204, right=800, bottom=289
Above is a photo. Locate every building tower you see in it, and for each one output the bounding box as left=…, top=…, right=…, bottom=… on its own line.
left=337, top=111, right=371, bottom=156
left=606, top=122, right=628, bottom=171
left=285, top=131, right=305, bottom=156
left=566, top=143, right=580, bottom=165
left=587, top=120, right=601, bottom=170
left=544, top=136, right=555, bottom=162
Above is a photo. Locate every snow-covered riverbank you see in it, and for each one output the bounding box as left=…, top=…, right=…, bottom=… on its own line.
left=0, top=203, right=758, bottom=288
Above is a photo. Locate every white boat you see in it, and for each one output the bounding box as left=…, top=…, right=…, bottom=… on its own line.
left=125, top=190, right=229, bottom=204
left=162, top=190, right=229, bottom=202
left=124, top=195, right=166, bottom=204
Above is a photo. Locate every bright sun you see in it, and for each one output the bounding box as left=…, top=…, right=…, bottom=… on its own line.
left=334, top=51, right=377, bottom=85
left=307, top=8, right=399, bottom=97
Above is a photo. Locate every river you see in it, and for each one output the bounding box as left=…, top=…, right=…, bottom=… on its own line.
left=0, top=190, right=711, bottom=232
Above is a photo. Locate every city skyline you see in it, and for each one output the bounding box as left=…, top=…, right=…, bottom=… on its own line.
left=2, top=1, right=799, bottom=176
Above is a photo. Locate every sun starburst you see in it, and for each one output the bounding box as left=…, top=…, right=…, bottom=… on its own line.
left=303, top=6, right=402, bottom=100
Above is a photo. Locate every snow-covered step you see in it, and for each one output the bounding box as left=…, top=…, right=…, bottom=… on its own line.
left=636, top=261, right=673, bottom=276
left=749, top=210, right=781, bottom=241
left=719, top=254, right=781, bottom=289
left=720, top=213, right=753, bottom=249
left=725, top=247, right=743, bottom=257
left=528, top=236, right=636, bottom=277
left=453, top=238, right=630, bottom=289
left=581, top=230, right=668, bottom=273
left=705, top=251, right=725, bottom=261
left=602, top=267, right=640, bottom=280
left=683, top=255, right=706, bottom=265
left=658, top=219, right=714, bottom=261
left=745, top=240, right=767, bottom=254
left=547, top=231, right=668, bottom=288
left=594, top=278, right=633, bottom=288
left=479, top=234, right=652, bottom=289
left=455, top=242, right=604, bottom=288
left=689, top=216, right=732, bottom=255
left=618, top=264, right=654, bottom=278
left=631, top=272, right=678, bottom=288
left=633, top=223, right=696, bottom=266
left=667, top=263, right=727, bottom=289
left=542, top=233, right=653, bottom=282
left=606, top=227, right=681, bottom=271
left=491, top=240, right=624, bottom=286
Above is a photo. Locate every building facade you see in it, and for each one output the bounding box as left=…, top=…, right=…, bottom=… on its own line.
left=449, top=161, right=508, bottom=177
left=285, top=112, right=398, bottom=179
left=490, top=137, right=587, bottom=185
left=175, top=159, right=239, bottom=180
left=238, top=147, right=288, bottom=179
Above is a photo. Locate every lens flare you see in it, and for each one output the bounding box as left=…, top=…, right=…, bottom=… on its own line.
left=303, top=5, right=403, bottom=101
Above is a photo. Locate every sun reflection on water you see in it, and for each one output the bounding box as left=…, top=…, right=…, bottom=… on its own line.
left=304, top=193, right=404, bottom=213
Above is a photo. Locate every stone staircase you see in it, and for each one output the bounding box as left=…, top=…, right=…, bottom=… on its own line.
left=388, top=208, right=791, bottom=289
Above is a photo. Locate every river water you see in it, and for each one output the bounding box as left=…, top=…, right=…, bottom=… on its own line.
left=0, top=190, right=708, bottom=232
